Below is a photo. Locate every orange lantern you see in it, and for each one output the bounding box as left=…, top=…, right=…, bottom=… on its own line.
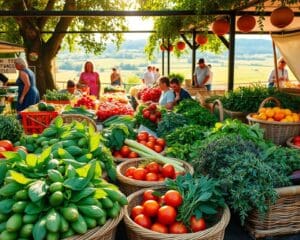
left=176, top=41, right=186, bottom=51
left=237, top=15, right=256, bottom=33
left=270, top=6, right=294, bottom=28
left=212, top=18, right=230, bottom=36
left=195, top=34, right=208, bottom=45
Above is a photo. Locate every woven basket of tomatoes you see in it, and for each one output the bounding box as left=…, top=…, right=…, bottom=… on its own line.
left=116, top=158, right=193, bottom=196
left=286, top=136, right=300, bottom=149
left=124, top=187, right=230, bottom=240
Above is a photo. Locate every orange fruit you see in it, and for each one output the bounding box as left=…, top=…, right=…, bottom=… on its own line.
left=273, top=112, right=285, bottom=121
left=285, top=116, right=294, bottom=122
left=284, top=109, right=292, bottom=116
left=292, top=113, right=299, bottom=122
left=258, top=113, right=267, bottom=120
left=265, top=109, right=275, bottom=118
left=258, top=108, right=266, bottom=113
left=252, top=114, right=259, bottom=119
left=273, top=107, right=281, bottom=113
left=267, top=118, right=274, bottom=121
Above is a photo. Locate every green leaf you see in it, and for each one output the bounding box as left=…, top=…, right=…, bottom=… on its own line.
left=2, top=151, right=21, bottom=161
left=199, top=204, right=218, bottom=215
left=0, top=182, right=22, bottom=197
left=0, top=163, right=8, bottom=185
left=54, top=116, right=63, bottom=128
left=28, top=180, right=47, bottom=202
left=76, top=163, right=91, bottom=178
left=0, top=199, right=16, bottom=214
left=33, top=218, right=47, bottom=240
left=198, top=192, right=212, bottom=201
left=194, top=209, right=203, bottom=219
left=26, top=153, right=38, bottom=167
left=94, top=189, right=107, bottom=199
left=90, top=133, right=100, bottom=152
left=71, top=187, right=96, bottom=202
left=25, top=202, right=44, bottom=214
left=38, top=147, right=51, bottom=164
left=9, top=170, right=33, bottom=185
left=63, top=177, right=89, bottom=191
left=94, top=161, right=102, bottom=178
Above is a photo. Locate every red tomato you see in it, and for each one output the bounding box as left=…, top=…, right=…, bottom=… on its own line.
left=158, top=195, right=165, bottom=206
left=149, top=114, right=157, bottom=122
left=139, top=140, right=147, bottom=146
left=169, top=222, right=188, bottom=234
left=128, top=151, right=139, bottom=158
left=157, top=205, right=177, bottom=225
left=134, top=214, right=152, bottom=229
left=0, top=146, right=6, bottom=158
left=156, top=111, right=162, bottom=118
left=157, top=174, right=165, bottom=182
left=146, top=162, right=160, bottom=173
left=143, top=190, right=158, bottom=202
left=133, top=168, right=147, bottom=180
left=164, top=190, right=183, bottom=207
left=190, top=216, right=206, bottom=232
left=149, top=103, right=157, bottom=111
left=153, top=145, right=163, bottom=153
left=137, top=132, right=149, bottom=141
left=145, top=172, right=158, bottom=181
left=151, top=222, right=168, bottom=233
left=0, top=140, right=13, bottom=151
left=143, top=200, right=160, bottom=217
left=148, top=136, right=156, bottom=142
left=156, top=138, right=166, bottom=148
left=131, top=205, right=144, bottom=219
left=161, top=164, right=176, bottom=179
left=146, top=141, right=155, bottom=150
left=120, top=146, right=130, bottom=158
left=125, top=166, right=136, bottom=177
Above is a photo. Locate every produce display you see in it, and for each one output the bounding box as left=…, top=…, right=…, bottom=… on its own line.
left=0, top=147, right=127, bottom=239
left=135, top=104, right=165, bottom=131
left=97, top=101, right=134, bottom=122
left=251, top=107, right=300, bottom=122
left=104, top=85, right=126, bottom=93
left=37, top=102, right=56, bottom=112
left=61, top=106, right=96, bottom=119
left=291, top=136, right=300, bottom=147
left=137, top=87, right=161, bottom=102
left=100, top=93, right=129, bottom=104
left=0, top=115, right=23, bottom=144
left=0, top=140, right=27, bottom=158
left=43, top=89, right=73, bottom=101
left=74, top=96, right=96, bottom=109
left=129, top=174, right=225, bottom=233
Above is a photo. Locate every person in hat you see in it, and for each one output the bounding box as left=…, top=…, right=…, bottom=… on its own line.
left=267, top=57, right=289, bottom=88
left=14, top=57, right=40, bottom=112
left=193, top=58, right=210, bottom=89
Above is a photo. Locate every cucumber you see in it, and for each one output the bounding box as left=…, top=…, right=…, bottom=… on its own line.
left=61, top=228, right=75, bottom=238
left=47, top=159, right=60, bottom=170
left=59, top=216, right=69, bottom=233
left=6, top=213, right=22, bottom=232
left=100, top=197, right=114, bottom=209
left=49, top=182, right=64, bottom=193
left=78, top=205, right=105, bottom=219
left=15, top=189, right=29, bottom=200
left=103, top=188, right=128, bottom=206
left=61, top=206, right=79, bottom=222
left=107, top=202, right=121, bottom=218
left=84, top=216, right=97, bottom=229
left=65, top=146, right=83, bottom=156
left=20, top=224, right=34, bottom=238
left=49, top=191, right=64, bottom=207
left=71, top=214, right=87, bottom=234
left=42, top=128, right=58, bottom=138
left=0, top=230, right=17, bottom=240
left=0, top=213, right=8, bottom=222
left=23, top=214, right=39, bottom=224
left=46, top=232, right=59, bottom=240
left=46, top=209, right=61, bottom=232
left=48, top=169, right=64, bottom=182
left=77, top=197, right=99, bottom=206
left=0, top=222, right=6, bottom=232
left=12, top=201, right=27, bottom=213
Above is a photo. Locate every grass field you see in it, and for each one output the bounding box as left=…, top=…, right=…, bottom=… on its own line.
left=55, top=55, right=298, bottom=91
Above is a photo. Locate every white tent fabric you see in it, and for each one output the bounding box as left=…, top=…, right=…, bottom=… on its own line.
left=272, top=32, right=300, bottom=82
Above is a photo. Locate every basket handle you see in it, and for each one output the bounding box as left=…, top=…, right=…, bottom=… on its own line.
left=212, top=99, right=224, bottom=122
left=259, top=97, right=281, bottom=109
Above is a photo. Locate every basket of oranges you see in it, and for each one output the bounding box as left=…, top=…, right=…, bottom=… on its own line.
left=246, top=97, right=300, bottom=145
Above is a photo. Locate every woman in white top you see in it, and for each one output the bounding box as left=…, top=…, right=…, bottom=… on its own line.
left=268, top=57, right=289, bottom=88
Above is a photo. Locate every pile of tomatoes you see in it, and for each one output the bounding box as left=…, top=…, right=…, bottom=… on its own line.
left=0, top=140, right=27, bottom=158
left=97, top=101, right=134, bottom=121
left=74, top=96, right=96, bottom=109
left=125, top=161, right=177, bottom=181
left=142, top=104, right=162, bottom=123
left=138, top=87, right=162, bottom=103
left=292, top=136, right=300, bottom=147
left=130, top=189, right=206, bottom=234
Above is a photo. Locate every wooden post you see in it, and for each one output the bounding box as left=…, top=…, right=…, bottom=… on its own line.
left=272, top=40, right=280, bottom=89
left=228, top=13, right=236, bottom=91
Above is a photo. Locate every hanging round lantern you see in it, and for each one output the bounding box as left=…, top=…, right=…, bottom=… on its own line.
left=270, top=6, right=294, bottom=28
left=176, top=41, right=186, bottom=51
left=160, top=44, right=166, bottom=51
left=168, top=45, right=174, bottom=52
left=212, top=18, right=230, bottom=36
left=29, top=52, right=38, bottom=61
left=237, top=15, right=256, bottom=33
left=195, top=34, right=208, bottom=45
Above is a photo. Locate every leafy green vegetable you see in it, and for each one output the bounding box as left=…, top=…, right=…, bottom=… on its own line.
left=165, top=174, right=225, bottom=228
left=0, top=115, right=23, bottom=143
left=44, top=89, right=73, bottom=101
left=157, top=112, right=188, bottom=137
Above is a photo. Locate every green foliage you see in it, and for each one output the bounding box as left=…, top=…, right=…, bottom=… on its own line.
left=157, top=112, right=188, bottom=137
left=44, top=89, right=73, bottom=101
left=174, top=99, right=217, bottom=127
left=168, top=72, right=185, bottom=84
left=0, top=115, right=23, bottom=143
left=165, top=174, right=225, bottom=227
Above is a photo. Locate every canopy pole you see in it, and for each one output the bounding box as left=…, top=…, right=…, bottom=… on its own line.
left=162, top=37, right=165, bottom=76
left=228, top=13, right=236, bottom=91
left=272, top=40, right=280, bottom=89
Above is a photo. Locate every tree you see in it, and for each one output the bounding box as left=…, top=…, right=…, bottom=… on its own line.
left=0, top=0, right=129, bottom=96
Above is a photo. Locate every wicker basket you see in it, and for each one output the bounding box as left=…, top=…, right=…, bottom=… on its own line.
left=286, top=137, right=300, bottom=149
left=114, top=148, right=167, bottom=163
left=51, top=114, right=97, bottom=130
left=245, top=186, right=300, bottom=239
left=124, top=187, right=230, bottom=240
left=116, top=158, right=194, bottom=196
left=212, top=99, right=248, bottom=123
left=247, top=97, right=300, bottom=145
left=64, top=208, right=124, bottom=240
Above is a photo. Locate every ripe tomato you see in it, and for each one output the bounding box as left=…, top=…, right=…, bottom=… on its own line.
left=139, top=140, right=147, bottom=146
left=157, top=205, right=177, bottom=225
left=151, top=222, right=168, bottom=233
left=113, top=150, right=122, bottom=158
left=120, top=145, right=130, bottom=158
left=128, top=151, right=139, bottom=158
left=156, top=138, right=166, bottom=147
left=146, top=141, right=155, bottom=150
left=134, top=214, right=152, bottom=229
left=161, top=164, right=176, bottom=179
left=157, top=174, right=165, bottom=182
left=125, top=166, right=136, bottom=177
left=190, top=216, right=206, bottom=232
left=164, top=190, right=183, bottom=207
left=0, top=140, right=13, bottom=151
left=131, top=205, right=144, bottom=219
left=133, top=168, right=147, bottom=180
left=149, top=114, right=157, bottom=122
left=153, top=145, right=163, bottom=153
left=169, top=222, right=188, bottom=234
left=143, top=200, right=160, bottom=217
left=143, top=189, right=158, bottom=202
left=156, top=111, right=162, bottom=118
left=146, top=162, right=160, bottom=173
left=0, top=146, right=6, bottom=158
left=149, top=103, right=157, bottom=111
left=137, top=131, right=149, bottom=141
left=148, top=136, right=156, bottom=142
left=142, top=110, right=151, bottom=119
left=145, top=172, right=158, bottom=181
left=158, top=195, right=165, bottom=206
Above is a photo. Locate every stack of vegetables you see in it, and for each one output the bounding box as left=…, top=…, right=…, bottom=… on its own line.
left=137, top=87, right=161, bottom=103
left=97, top=100, right=134, bottom=122
left=0, top=120, right=128, bottom=239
